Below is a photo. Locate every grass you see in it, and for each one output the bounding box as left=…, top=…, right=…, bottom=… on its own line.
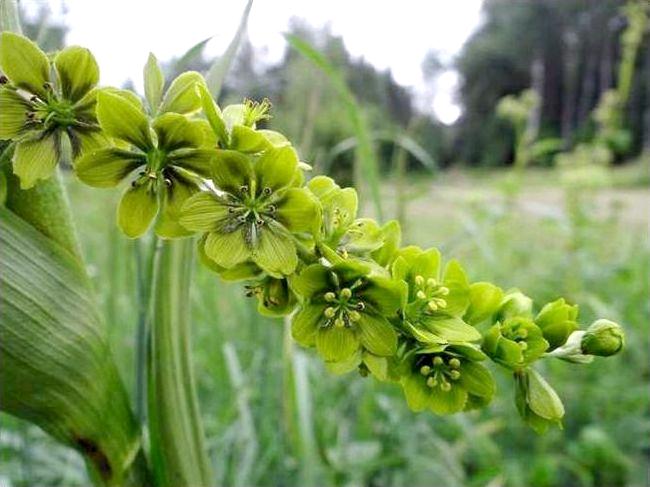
left=1, top=168, right=648, bottom=487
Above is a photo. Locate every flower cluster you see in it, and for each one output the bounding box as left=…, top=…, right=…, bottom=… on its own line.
left=0, top=34, right=625, bottom=432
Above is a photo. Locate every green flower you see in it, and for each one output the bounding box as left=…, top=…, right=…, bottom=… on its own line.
left=496, top=289, right=534, bottom=320
left=198, top=84, right=289, bottom=153
left=76, top=90, right=216, bottom=238
left=514, top=368, right=564, bottom=434
left=534, top=298, right=578, bottom=350
left=391, top=246, right=479, bottom=344
left=581, top=319, right=624, bottom=357
left=482, top=316, right=549, bottom=369
left=244, top=276, right=297, bottom=317
left=291, top=261, right=406, bottom=364
left=179, top=145, right=319, bottom=276
left=0, top=32, right=106, bottom=188
left=400, top=343, right=496, bottom=415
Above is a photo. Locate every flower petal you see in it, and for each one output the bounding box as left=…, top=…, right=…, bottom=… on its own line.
left=401, top=373, right=429, bottom=412
left=316, top=326, right=359, bottom=362
left=422, top=316, right=481, bottom=343
left=204, top=228, right=250, bottom=269
left=155, top=170, right=199, bottom=239
left=54, top=46, right=99, bottom=102
left=0, top=32, right=50, bottom=97
left=276, top=187, right=321, bottom=234
left=230, top=125, right=271, bottom=153
left=255, top=145, right=298, bottom=192
left=179, top=191, right=229, bottom=232
left=358, top=313, right=397, bottom=357
left=75, top=147, right=144, bottom=187
left=143, top=53, right=164, bottom=113
left=0, top=88, right=29, bottom=139
left=159, top=71, right=203, bottom=114
left=68, top=129, right=110, bottom=159
left=210, top=150, right=253, bottom=193
left=442, top=260, right=470, bottom=316
left=117, top=182, right=159, bottom=238
left=168, top=148, right=217, bottom=178
left=197, top=83, right=228, bottom=146
left=96, top=90, right=152, bottom=151
left=429, top=385, right=467, bottom=415
left=292, top=304, right=326, bottom=347
left=458, top=361, right=496, bottom=399
left=252, top=226, right=297, bottom=276
left=358, top=276, right=407, bottom=316
left=290, top=264, right=331, bottom=300
left=13, top=134, right=60, bottom=189
left=152, top=113, right=204, bottom=152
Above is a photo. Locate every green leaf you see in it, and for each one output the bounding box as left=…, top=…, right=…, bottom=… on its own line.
left=155, top=170, right=198, bottom=238
left=13, top=133, right=60, bottom=189
left=152, top=112, right=204, bottom=152
left=292, top=304, right=325, bottom=347
left=0, top=207, right=140, bottom=483
left=204, top=228, right=250, bottom=268
left=210, top=150, right=253, bottom=193
left=75, top=147, right=144, bottom=187
left=0, top=32, right=50, bottom=97
left=316, top=326, right=359, bottom=362
left=276, top=187, right=320, bottom=233
left=358, top=313, right=397, bottom=356
left=252, top=226, right=298, bottom=276
left=54, top=46, right=99, bottom=102
left=179, top=191, right=228, bottom=232
left=0, top=87, right=29, bottom=139
left=144, top=52, right=164, bottom=113
left=255, top=145, right=299, bottom=192
left=117, top=182, right=159, bottom=238
left=527, top=368, right=565, bottom=421
left=464, top=282, right=504, bottom=325
left=158, top=71, right=203, bottom=115
left=423, top=315, right=481, bottom=342
left=97, top=90, right=153, bottom=151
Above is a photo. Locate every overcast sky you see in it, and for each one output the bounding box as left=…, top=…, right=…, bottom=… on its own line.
left=22, top=0, right=484, bottom=124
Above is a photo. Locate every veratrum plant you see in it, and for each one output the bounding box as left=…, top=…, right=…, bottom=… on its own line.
left=0, top=21, right=625, bottom=487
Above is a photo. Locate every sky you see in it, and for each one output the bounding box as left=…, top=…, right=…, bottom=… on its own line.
left=22, top=0, right=484, bottom=124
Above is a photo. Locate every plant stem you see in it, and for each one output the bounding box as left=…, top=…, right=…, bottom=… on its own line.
left=147, top=238, right=212, bottom=487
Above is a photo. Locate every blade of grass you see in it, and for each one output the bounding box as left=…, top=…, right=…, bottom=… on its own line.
left=285, top=34, right=383, bottom=220
left=205, top=0, right=254, bottom=99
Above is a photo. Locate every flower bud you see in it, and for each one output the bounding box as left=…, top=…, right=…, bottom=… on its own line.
left=580, top=319, right=624, bottom=357
left=497, top=290, right=533, bottom=320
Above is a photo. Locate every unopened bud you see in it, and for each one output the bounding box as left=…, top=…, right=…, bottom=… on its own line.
left=581, top=319, right=624, bottom=357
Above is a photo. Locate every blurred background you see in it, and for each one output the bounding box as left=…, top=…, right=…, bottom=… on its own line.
left=1, top=1, right=649, bottom=486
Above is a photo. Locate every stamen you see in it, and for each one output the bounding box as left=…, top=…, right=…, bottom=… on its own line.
left=433, top=356, right=443, bottom=366
left=415, top=275, right=424, bottom=286
left=426, top=377, right=437, bottom=388
left=340, top=288, right=352, bottom=299
left=416, top=290, right=426, bottom=300
left=427, top=278, right=437, bottom=287
left=420, top=365, right=431, bottom=375
left=164, top=178, right=172, bottom=187
left=263, top=187, right=272, bottom=196
left=449, top=370, right=461, bottom=380
left=356, top=302, right=365, bottom=311
left=348, top=310, right=361, bottom=322
left=449, top=358, right=461, bottom=369
left=240, top=185, right=249, bottom=194
left=324, top=292, right=336, bottom=302
left=0, top=75, right=8, bottom=84
left=440, top=381, right=451, bottom=392
left=324, top=307, right=336, bottom=318
left=334, top=317, right=345, bottom=328
left=427, top=301, right=438, bottom=311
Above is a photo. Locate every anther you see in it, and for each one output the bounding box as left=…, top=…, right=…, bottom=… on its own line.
left=449, top=358, right=461, bottom=369
left=334, top=317, right=345, bottom=328
left=164, top=178, right=172, bottom=187
left=29, top=95, right=39, bottom=103
left=356, top=302, right=365, bottom=311
left=43, top=82, right=52, bottom=91
left=240, top=185, right=249, bottom=194
left=131, top=180, right=137, bottom=187
left=324, top=307, right=336, bottom=318
left=256, top=219, right=264, bottom=226
left=324, top=292, right=336, bottom=302
left=0, top=75, right=8, bottom=84
left=427, top=278, right=437, bottom=287
left=436, top=300, right=447, bottom=309
left=263, top=187, right=272, bottom=196
left=426, top=377, right=437, bottom=388
left=440, top=381, right=451, bottom=392
left=245, top=290, right=254, bottom=297
left=449, top=370, right=461, bottom=380
left=416, top=290, right=427, bottom=300
left=433, top=356, right=443, bottom=366
left=268, top=204, right=276, bottom=213
left=420, top=365, right=431, bottom=376
left=415, top=275, right=424, bottom=286
left=340, top=288, right=352, bottom=299
left=427, top=301, right=438, bottom=311
left=228, top=207, right=236, bottom=213
left=348, top=310, right=361, bottom=322
left=26, top=112, right=35, bottom=119
left=439, top=287, right=450, bottom=296
left=518, top=341, right=528, bottom=350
